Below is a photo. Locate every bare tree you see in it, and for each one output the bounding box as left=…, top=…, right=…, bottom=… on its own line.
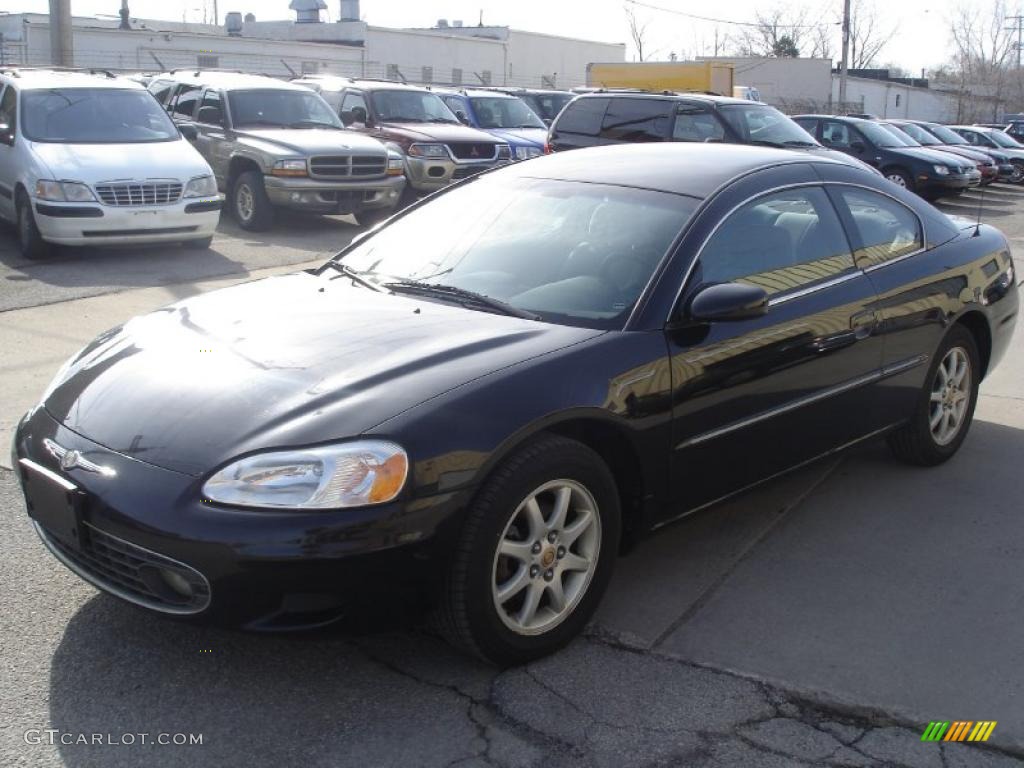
left=848, top=0, right=896, bottom=69
left=944, top=0, right=1019, bottom=120
left=735, top=8, right=812, bottom=57
left=625, top=7, right=650, bottom=62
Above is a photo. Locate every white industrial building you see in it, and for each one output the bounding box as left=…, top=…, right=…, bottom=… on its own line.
left=0, top=2, right=624, bottom=88
left=697, top=56, right=833, bottom=112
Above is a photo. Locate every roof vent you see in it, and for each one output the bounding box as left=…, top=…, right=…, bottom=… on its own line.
left=339, top=0, right=359, bottom=21
left=289, top=0, right=326, bottom=24
left=452, top=19, right=463, bottom=27
left=225, top=11, right=243, bottom=35
left=244, top=12, right=255, bottom=22
left=437, top=19, right=449, bottom=28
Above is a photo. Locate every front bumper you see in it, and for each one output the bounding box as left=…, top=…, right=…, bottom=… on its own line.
left=403, top=155, right=509, bottom=194
left=33, top=196, right=222, bottom=246
left=263, top=175, right=405, bottom=214
left=13, top=408, right=465, bottom=629
left=919, top=172, right=974, bottom=192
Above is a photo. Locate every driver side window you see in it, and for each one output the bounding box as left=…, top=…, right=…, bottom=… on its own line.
left=340, top=92, right=368, bottom=126
left=698, top=186, right=856, bottom=296
left=836, top=188, right=923, bottom=268
left=822, top=121, right=852, bottom=149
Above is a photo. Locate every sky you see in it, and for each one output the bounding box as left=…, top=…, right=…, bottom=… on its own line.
left=5, top=0, right=978, bottom=74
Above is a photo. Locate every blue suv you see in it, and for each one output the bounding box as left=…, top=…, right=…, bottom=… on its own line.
left=434, top=88, right=547, bottom=161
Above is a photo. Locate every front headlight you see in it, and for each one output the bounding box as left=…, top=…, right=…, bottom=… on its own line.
left=386, top=153, right=405, bottom=176
left=496, top=144, right=512, bottom=160
left=514, top=145, right=542, bottom=161
left=271, top=159, right=308, bottom=177
left=202, top=441, right=409, bottom=509
left=35, top=180, right=96, bottom=202
left=407, top=143, right=448, bottom=158
left=183, top=175, right=218, bottom=198
left=933, top=165, right=950, bottom=176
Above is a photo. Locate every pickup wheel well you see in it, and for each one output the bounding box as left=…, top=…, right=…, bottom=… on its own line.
left=227, top=157, right=261, bottom=187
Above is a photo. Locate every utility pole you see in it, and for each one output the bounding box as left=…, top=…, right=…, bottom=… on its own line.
left=1006, top=15, right=1023, bottom=69
left=48, top=0, right=74, bottom=67
left=838, top=0, right=851, bottom=108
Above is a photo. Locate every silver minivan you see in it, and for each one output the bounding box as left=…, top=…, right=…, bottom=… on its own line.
left=0, top=68, right=222, bottom=259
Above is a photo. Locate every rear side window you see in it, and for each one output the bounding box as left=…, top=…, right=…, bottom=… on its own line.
left=672, top=105, right=726, bottom=142
left=698, top=186, right=855, bottom=295
left=599, top=98, right=674, bottom=142
left=148, top=79, right=175, bottom=106
left=554, top=97, right=609, bottom=137
left=794, top=117, right=818, bottom=136
left=836, top=188, right=923, bottom=268
left=169, top=85, right=201, bottom=119
left=0, top=85, right=16, bottom=130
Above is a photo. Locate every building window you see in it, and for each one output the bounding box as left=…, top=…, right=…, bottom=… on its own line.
left=301, top=61, right=319, bottom=74
left=386, top=64, right=400, bottom=81
left=422, top=66, right=433, bottom=84
left=197, top=54, right=219, bottom=69
left=895, top=94, right=901, bottom=107
left=479, top=70, right=492, bottom=85
left=452, top=68, right=462, bottom=85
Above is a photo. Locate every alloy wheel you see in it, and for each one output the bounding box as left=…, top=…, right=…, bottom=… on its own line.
left=491, top=479, right=601, bottom=636
left=886, top=173, right=908, bottom=187
left=1012, top=165, right=1024, bottom=183
left=235, top=183, right=254, bottom=222
left=929, top=346, right=971, bottom=446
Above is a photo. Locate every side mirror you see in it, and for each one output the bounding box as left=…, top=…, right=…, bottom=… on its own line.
left=455, top=109, right=469, bottom=125
left=179, top=123, right=198, bottom=141
left=350, top=106, right=368, bottom=126
left=850, top=140, right=866, bottom=153
left=196, top=106, right=223, bottom=126
left=0, top=123, right=12, bottom=146
left=687, top=282, right=768, bottom=322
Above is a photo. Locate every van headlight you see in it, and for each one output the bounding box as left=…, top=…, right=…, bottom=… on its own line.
left=35, top=180, right=96, bottom=202
left=183, top=175, right=218, bottom=198
left=202, top=441, right=409, bottom=509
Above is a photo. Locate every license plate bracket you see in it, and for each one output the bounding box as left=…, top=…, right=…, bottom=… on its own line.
left=19, top=459, right=85, bottom=550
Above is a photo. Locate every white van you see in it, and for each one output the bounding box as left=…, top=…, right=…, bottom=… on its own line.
left=0, top=68, right=222, bottom=259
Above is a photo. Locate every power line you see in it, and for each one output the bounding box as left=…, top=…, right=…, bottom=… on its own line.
left=623, top=0, right=834, bottom=30
left=1006, top=15, right=1024, bottom=69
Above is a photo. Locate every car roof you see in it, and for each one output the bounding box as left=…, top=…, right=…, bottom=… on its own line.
left=572, top=91, right=759, bottom=106
left=432, top=88, right=516, bottom=99
left=500, top=143, right=855, bottom=198
left=0, top=68, right=145, bottom=90
left=152, top=71, right=307, bottom=91
left=949, top=124, right=996, bottom=132
left=344, top=79, right=433, bottom=92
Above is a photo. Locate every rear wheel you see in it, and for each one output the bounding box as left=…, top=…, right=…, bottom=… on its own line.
left=232, top=171, right=275, bottom=231
left=434, top=435, right=620, bottom=666
left=887, top=325, right=980, bottom=466
left=1011, top=162, right=1024, bottom=184
left=16, top=192, right=50, bottom=260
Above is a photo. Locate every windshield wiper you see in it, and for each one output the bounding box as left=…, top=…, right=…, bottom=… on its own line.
left=383, top=281, right=540, bottom=320
left=325, top=262, right=383, bottom=292
left=382, top=116, right=420, bottom=123
left=427, top=118, right=459, bottom=124
left=748, top=139, right=785, bottom=148
left=782, top=140, right=817, bottom=147
left=236, top=120, right=285, bottom=128
left=288, top=120, right=339, bottom=129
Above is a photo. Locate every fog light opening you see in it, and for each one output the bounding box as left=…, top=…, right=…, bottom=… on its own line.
left=139, top=565, right=195, bottom=604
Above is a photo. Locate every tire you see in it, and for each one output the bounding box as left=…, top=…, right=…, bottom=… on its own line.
left=182, top=236, right=213, bottom=249
left=15, top=192, right=50, bottom=260
left=232, top=171, right=275, bottom=231
left=353, top=207, right=394, bottom=229
left=434, top=434, right=621, bottom=666
left=884, top=168, right=914, bottom=192
left=1010, top=162, right=1024, bottom=184
left=887, top=325, right=980, bottom=466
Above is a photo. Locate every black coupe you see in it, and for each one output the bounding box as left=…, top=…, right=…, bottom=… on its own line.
left=13, top=144, right=1019, bottom=665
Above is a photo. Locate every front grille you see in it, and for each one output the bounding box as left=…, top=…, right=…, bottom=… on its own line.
left=452, top=166, right=491, bottom=179
left=309, top=155, right=387, bottom=178
left=95, top=181, right=183, bottom=207
left=446, top=142, right=497, bottom=161
left=36, top=521, right=211, bottom=614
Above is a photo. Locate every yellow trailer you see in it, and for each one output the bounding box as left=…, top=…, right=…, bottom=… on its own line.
left=585, top=61, right=735, bottom=96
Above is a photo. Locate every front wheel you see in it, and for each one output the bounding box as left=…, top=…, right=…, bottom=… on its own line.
left=16, top=193, right=50, bottom=260
left=884, top=168, right=914, bottom=191
left=887, top=325, right=980, bottom=466
left=232, top=171, right=275, bottom=231
left=1010, top=162, right=1024, bottom=184
left=434, top=435, right=620, bottom=666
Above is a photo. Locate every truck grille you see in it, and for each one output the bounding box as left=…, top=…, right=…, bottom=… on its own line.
left=36, top=521, right=211, bottom=614
left=95, top=181, right=183, bottom=207
left=446, top=142, right=497, bottom=161
left=310, top=155, right=387, bottom=178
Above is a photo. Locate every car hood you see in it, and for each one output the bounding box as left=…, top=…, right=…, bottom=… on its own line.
left=43, top=272, right=599, bottom=476
left=235, top=128, right=387, bottom=155
left=483, top=127, right=547, bottom=147
left=930, top=145, right=991, bottom=163
left=29, top=139, right=212, bottom=184
left=380, top=122, right=503, bottom=144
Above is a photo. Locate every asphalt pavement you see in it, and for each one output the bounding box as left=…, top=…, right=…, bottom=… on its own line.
left=1, top=194, right=1023, bottom=768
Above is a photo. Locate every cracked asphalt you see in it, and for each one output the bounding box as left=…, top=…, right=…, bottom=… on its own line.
left=2, top=196, right=1024, bottom=767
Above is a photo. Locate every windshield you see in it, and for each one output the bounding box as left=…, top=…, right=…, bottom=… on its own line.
left=372, top=90, right=459, bottom=124
left=227, top=89, right=341, bottom=129
left=22, top=88, right=179, bottom=143
left=879, top=123, right=919, bottom=146
left=717, top=104, right=818, bottom=146
left=331, top=176, right=697, bottom=329
left=988, top=129, right=1023, bottom=148
left=469, top=96, right=545, bottom=129
left=895, top=122, right=941, bottom=145
left=926, top=123, right=968, bottom=144
left=857, top=121, right=903, bottom=147
left=522, top=93, right=574, bottom=122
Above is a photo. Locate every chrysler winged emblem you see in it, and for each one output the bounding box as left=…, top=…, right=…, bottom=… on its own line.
left=44, top=439, right=115, bottom=477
